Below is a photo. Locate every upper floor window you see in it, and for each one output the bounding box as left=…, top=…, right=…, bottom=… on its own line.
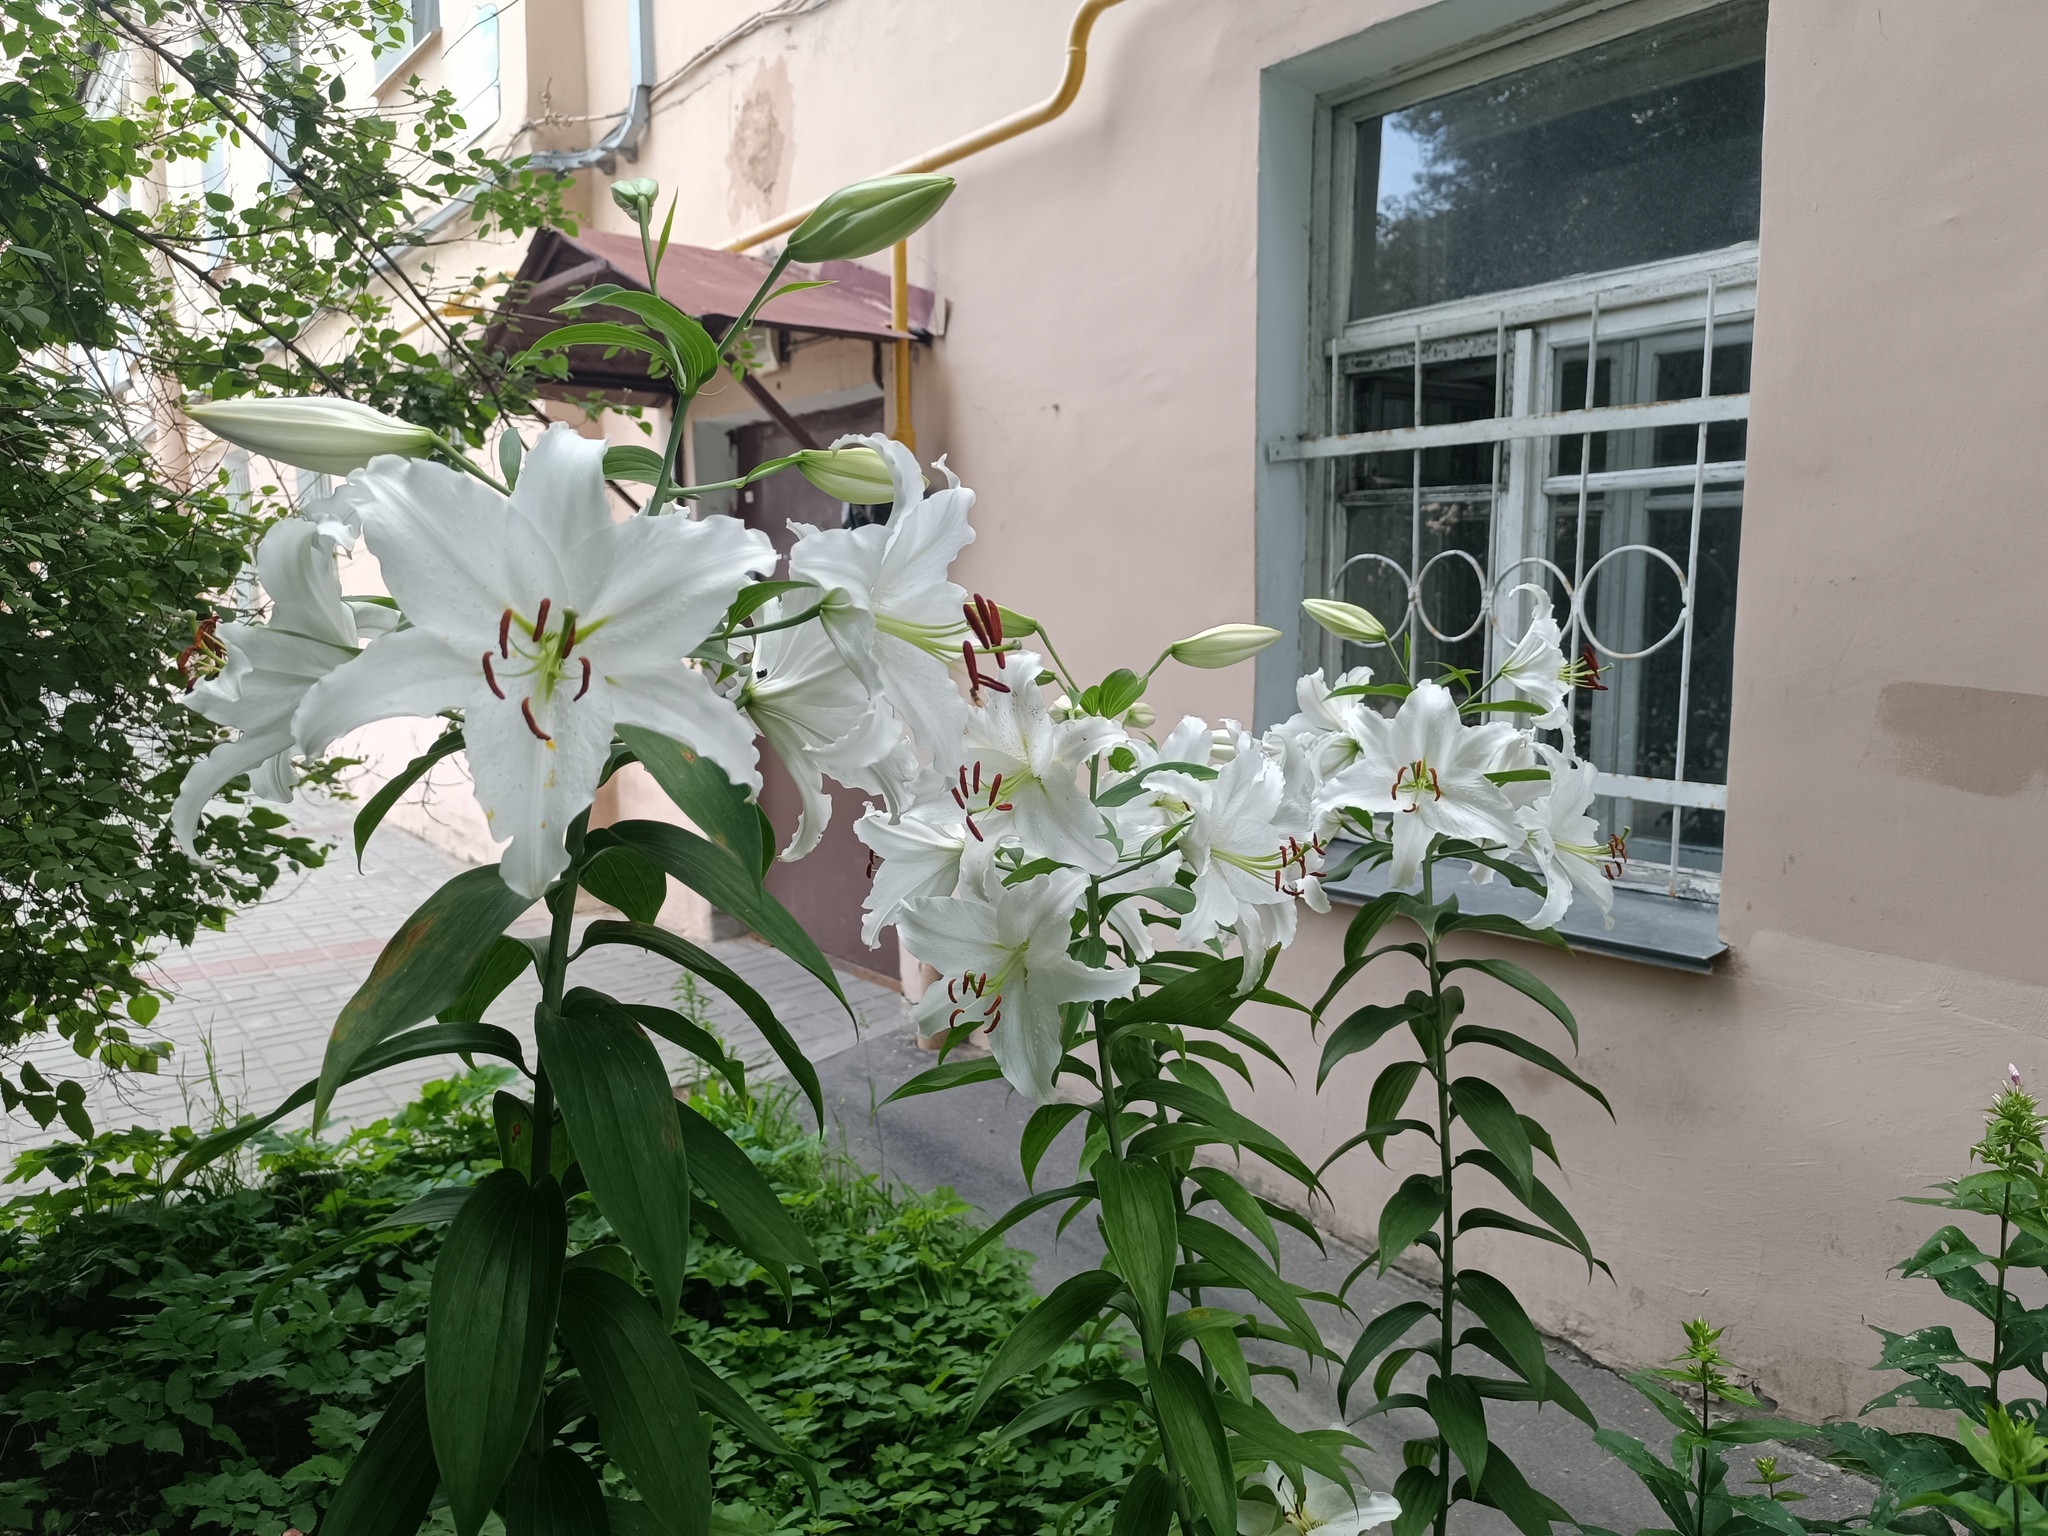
left=374, top=0, right=442, bottom=82
left=1292, top=0, right=1766, bottom=901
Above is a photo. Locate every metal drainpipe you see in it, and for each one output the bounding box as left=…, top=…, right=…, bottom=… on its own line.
left=394, top=0, right=654, bottom=253
left=527, top=0, right=654, bottom=174
left=722, top=0, right=1129, bottom=450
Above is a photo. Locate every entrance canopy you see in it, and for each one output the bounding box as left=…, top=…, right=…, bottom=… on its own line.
left=485, top=228, right=937, bottom=397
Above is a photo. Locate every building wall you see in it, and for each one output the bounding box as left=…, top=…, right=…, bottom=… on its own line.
left=332, top=0, right=2048, bottom=1417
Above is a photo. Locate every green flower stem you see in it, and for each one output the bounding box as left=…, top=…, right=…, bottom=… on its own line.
left=1990, top=1188, right=2013, bottom=1411
left=436, top=437, right=512, bottom=495
left=529, top=872, right=579, bottom=1176
left=1424, top=851, right=1457, bottom=1536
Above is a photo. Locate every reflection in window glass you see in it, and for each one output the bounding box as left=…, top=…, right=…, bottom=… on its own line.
left=1349, top=0, right=1766, bottom=319
left=448, top=2, right=500, bottom=143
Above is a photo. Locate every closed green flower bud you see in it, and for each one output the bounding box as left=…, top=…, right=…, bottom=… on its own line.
left=1124, top=701, right=1156, bottom=729
left=1168, top=623, right=1282, bottom=670
left=610, top=178, right=659, bottom=219
left=785, top=174, right=956, bottom=263
left=794, top=445, right=895, bottom=504
left=1301, top=597, right=1388, bottom=645
left=186, top=396, right=437, bottom=477
left=996, top=604, right=1039, bottom=639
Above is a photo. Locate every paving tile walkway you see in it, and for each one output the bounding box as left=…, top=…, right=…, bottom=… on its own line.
left=0, top=796, right=906, bottom=1162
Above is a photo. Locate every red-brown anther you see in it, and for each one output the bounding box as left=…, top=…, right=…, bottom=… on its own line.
left=962, top=601, right=992, bottom=648
left=575, top=657, right=592, bottom=700
left=989, top=772, right=1003, bottom=801
left=520, top=698, right=551, bottom=741
left=498, top=608, right=514, bottom=659
left=482, top=654, right=505, bottom=699
left=973, top=761, right=982, bottom=792
left=959, top=764, right=971, bottom=799
left=950, top=785, right=967, bottom=809
left=531, top=598, right=551, bottom=641
left=949, top=1007, right=965, bottom=1027
left=1580, top=644, right=1608, bottom=692
left=965, top=815, right=984, bottom=842
left=982, top=595, right=1004, bottom=646
left=559, top=616, right=578, bottom=656
left=993, top=802, right=1013, bottom=812
left=979, top=674, right=1011, bottom=694
left=963, top=639, right=982, bottom=703
left=948, top=978, right=960, bottom=1003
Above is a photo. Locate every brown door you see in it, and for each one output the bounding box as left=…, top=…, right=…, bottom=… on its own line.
left=733, top=402, right=900, bottom=987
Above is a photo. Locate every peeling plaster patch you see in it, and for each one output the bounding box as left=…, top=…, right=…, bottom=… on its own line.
left=727, top=58, right=793, bottom=225
left=1876, top=680, right=2048, bottom=796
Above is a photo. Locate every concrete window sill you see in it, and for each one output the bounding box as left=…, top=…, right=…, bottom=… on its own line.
left=1321, top=845, right=1727, bottom=972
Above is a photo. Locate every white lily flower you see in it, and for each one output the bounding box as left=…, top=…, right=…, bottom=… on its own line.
left=1238, top=1465, right=1400, bottom=1535
left=298, top=478, right=373, bottom=555
left=172, top=519, right=365, bottom=854
left=853, top=784, right=968, bottom=947
left=737, top=601, right=904, bottom=861
left=1515, top=747, right=1617, bottom=929
left=1496, top=603, right=1571, bottom=728
left=1154, top=732, right=1314, bottom=985
left=960, top=651, right=1121, bottom=875
left=293, top=424, right=772, bottom=899
left=897, top=868, right=1137, bottom=1101
left=786, top=433, right=973, bottom=766
left=1316, top=680, right=1522, bottom=888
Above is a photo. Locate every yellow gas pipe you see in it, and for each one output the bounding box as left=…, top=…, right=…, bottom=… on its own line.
left=721, top=0, right=1128, bottom=451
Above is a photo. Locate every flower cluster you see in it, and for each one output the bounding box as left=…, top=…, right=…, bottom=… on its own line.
left=176, top=406, right=1616, bottom=1104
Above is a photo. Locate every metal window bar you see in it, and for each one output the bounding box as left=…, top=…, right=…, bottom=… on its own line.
left=1315, top=270, right=1747, bottom=896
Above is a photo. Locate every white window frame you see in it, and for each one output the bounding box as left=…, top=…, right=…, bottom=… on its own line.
left=1282, top=0, right=1761, bottom=902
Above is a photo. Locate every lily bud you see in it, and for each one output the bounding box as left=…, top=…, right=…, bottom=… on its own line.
left=185, top=397, right=437, bottom=477
left=794, top=445, right=895, bottom=504
left=1302, top=597, right=1388, bottom=646
left=996, top=605, right=1039, bottom=638
left=610, top=178, right=659, bottom=220
left=785, top=174, right=956, bottom=263
left=1124, top=701, right=1156, bottom=729
left=1168, top=623, right=1282, bottom=670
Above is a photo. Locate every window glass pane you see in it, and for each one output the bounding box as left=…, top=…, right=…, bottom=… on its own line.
left=1350, top=0, right=1766, bottom=320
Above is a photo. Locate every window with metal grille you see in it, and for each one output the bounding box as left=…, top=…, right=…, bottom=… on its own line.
left=1289, top=0, right=1766, bottom=901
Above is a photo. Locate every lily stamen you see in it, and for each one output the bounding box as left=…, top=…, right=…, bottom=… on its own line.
left=531, top=598, right=551, bottom=641
left=498, top=608, right=513, bottom=659
left=574, top=658, right=592, bottom=699
left=482, top=654, right=505, bottom=699
left=520, top=698, right=551, bottom=741
left=963, top=601, right=992, bottom=648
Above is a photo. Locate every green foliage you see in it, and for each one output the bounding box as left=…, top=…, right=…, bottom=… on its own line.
left=0, top=1069, right=1153, bottom=1534
left=1583, top=1319, right=1814, bottom=1536
left=1819, top=1082, right=2048, bottom=1536
left=0, top=364, right=326, bottom=1097
left=898, top=914, right=1359, bottom=1527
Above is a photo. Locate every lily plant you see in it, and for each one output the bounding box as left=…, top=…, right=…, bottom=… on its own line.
left=171, top=161, right=1626, bottom=1535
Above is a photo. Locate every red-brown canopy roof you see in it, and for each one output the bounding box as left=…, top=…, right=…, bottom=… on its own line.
left=486, top=227, right=936, bottom=396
